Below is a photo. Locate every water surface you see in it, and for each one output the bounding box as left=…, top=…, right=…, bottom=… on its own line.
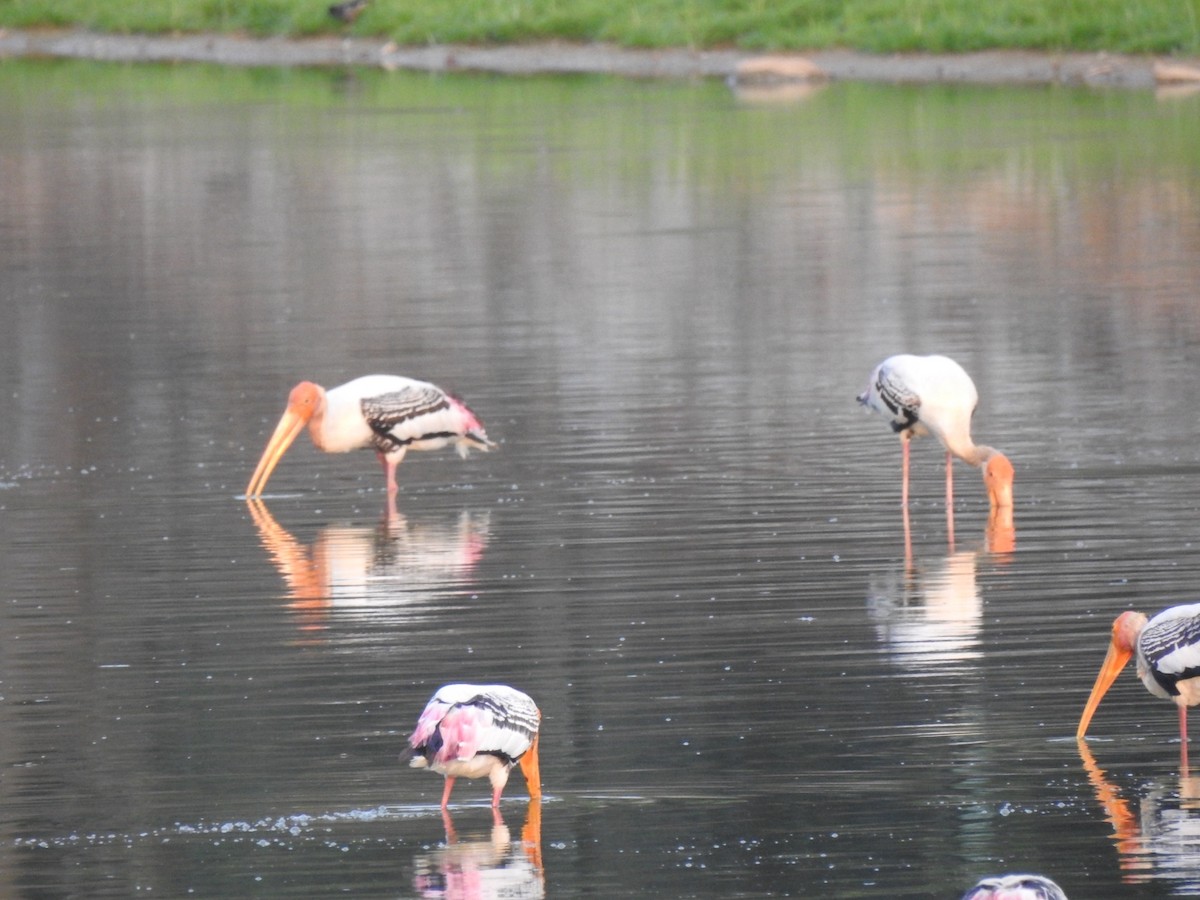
left=3, top=59, right=1200, bottom=897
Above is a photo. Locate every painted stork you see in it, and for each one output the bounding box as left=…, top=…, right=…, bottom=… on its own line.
left=961, top=874, right=1068, bottom=900
left=1077, top=604, right=1200, bottom=767
left=858, top=354, right=1014, bottom=511
left=244, top=375, right=494, bottom=499
left=403, top=684, right=541, bottom=808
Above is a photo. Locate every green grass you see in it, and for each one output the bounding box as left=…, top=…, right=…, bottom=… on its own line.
left=1, top=0, right=1198, bottom=55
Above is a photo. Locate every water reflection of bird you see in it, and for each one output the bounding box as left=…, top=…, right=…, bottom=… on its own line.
left=413, top=802, right=544, bottom=899
left=1077, top=603, right=1200, bottom=770
left=245, top=375, right=494, bottom=503
left=858, top=354, right=1014, bottom=515
left=245, top=498, right=489, bottom=630
left=403, top=685, right=542, bottom=809
left=328, top=0, right=369, bottom=23
left=1079, top=739, right=1200, bottom=887
left=868, top=549, right=983, bottom=670
left=960, top=874, right=1068, bottom=899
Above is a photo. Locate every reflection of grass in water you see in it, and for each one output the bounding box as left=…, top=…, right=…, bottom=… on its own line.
left=0, top=0, right=1198, bottom=54
left=5, top=56, right=1200, bottom=185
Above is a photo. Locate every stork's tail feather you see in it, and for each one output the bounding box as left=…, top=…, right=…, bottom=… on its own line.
left=456, top=431, right=495, bottom=457
left=469, top=430, right=496, bottom=450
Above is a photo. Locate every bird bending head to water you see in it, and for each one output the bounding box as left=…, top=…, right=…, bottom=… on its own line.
left=1077, top=603, right=1200, bottom=769
left=244, top=374, right=493, bottom=499
left=403, top=684, right=541, bottom=808
left=858, top=354, right=1014, bottom=510
left=961, top=874, right=1067, bottom=900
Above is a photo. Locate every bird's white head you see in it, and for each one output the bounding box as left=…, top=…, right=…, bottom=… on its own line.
left=1076, top=610, right=1148, bottom=740
left=983, top=452, right=1014, bottom=510
left=244, top=381, right=328, bottom=499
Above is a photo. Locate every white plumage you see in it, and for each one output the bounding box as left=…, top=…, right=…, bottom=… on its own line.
left=245, top=374, right=493, bottom=499
left=405, top=684, right=542, bottom=808
left=961, top=874, right=1067, bottom=900
left=858, top=354, right=1013, bottom=510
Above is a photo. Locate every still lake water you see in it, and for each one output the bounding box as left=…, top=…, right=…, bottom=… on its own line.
left=2, top=57, right=1200, bottom=897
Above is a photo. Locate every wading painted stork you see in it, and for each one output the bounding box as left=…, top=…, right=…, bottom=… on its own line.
left=1077, top=604, right=1200, bottom=768
left=403, top=684, right=541, bottom=808
left=244, top=375, right=494, bottom=499
left=961, top=874, right=1068, bottom=900
left=858, top=354, right=1014, bottom=511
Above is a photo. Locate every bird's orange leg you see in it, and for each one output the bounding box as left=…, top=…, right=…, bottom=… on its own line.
left=440, top=775, right=457, bottom=809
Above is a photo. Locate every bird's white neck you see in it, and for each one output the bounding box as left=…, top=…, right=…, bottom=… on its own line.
left=958, top=444, right=1001, bottom=469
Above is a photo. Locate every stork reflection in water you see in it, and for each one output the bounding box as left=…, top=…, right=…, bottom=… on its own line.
left=245, top=498, right=489, bottom=634
left=869, top=512, right=1015, bottom=673
left=1078, top=739, right=1200, bottom=886
left=413, top=801, right=544, bottom=900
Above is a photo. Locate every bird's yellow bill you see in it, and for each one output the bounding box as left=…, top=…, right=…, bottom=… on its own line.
left=1077, top=641, right=1133, bottom=739
left=519, top=733, right=542, bottom=802
left=245, top=410, right=306, bottom=498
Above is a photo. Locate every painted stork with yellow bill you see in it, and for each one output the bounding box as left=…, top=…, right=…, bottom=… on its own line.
left=244, top=375, right=494, bottom=499
left=1077, top=604, right=1200, bottom=769
left=402, top=684, right=541, bottom=809
left=858, top=354, right=1014, bottom=512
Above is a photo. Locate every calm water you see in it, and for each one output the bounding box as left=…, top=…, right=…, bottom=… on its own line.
left=2, top=58, right=1200, bottom=898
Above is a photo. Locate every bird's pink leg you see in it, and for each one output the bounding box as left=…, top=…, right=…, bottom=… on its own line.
left=902, top=503, right=913, bottom=569
left=1181, top=704, right=1191, bottom=775
left=944, top=450, right=955, bottom=509
left=944, top=450, right=956, bottom=550
left=491, top=785, right=503, bottom=809
left=375, top=451, right=401, bottom=496
left=441, top=807, right=459, bottom=843
left=440, top=776, right=457, bottom=809
left=900, top=436, right=911, bottom=508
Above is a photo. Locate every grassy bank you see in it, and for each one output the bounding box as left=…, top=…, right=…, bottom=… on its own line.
left=1, top=0, right=1198, bottom=55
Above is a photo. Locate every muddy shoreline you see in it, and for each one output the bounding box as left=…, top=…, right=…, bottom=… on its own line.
left=2, top=28, right=1199, bottom=89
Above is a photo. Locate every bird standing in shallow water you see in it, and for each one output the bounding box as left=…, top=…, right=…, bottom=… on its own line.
left=245, top=375, right=494, bottom=500
left=1077, top=603, right=1200, bottom=770
left=858, top=353, right=1014, bottom=512
left=403, top=684, right=541, bottom=808
left=961, top=874, right=1067, bottom=900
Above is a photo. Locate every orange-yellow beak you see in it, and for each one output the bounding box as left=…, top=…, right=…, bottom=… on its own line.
left=985, top=454, right=1014, bottom=510
left=519, top=712, right=542, bottom=802
left=245, top=409, right=307, bottom=499
left=1077, top=639, right=1133, bottom=739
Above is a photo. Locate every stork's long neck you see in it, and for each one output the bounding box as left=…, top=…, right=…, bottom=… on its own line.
left=305, top=396, right=329, bottom=451
left=959, top=443, right=1001, bottom=469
